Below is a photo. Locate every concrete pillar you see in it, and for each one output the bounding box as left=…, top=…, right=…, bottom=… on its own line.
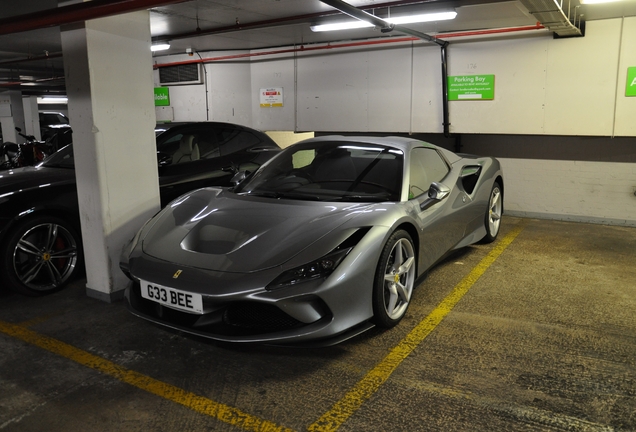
left=61, top=11, right=160, bottom=302
left=22, top=96, right=41, bottom=141
left=0, top=91, right=26, bottom=143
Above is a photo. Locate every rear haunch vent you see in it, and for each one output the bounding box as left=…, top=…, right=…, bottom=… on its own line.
left=159, top=64, right=202, bottom=85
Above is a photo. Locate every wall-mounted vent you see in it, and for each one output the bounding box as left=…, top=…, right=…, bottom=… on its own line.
left=158, top=64, right=202, bottom=85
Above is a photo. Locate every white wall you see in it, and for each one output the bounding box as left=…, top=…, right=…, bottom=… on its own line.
left=615, top=17, right=636, bottom=136
left=501, top=158, right=636, bottom=226
left=250, top=52, right=295, bottom=131
left=155, top=18, right=636, bottom=136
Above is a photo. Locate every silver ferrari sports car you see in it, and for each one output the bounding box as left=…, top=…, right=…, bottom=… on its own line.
left=120, top=136, right=503, bottom=346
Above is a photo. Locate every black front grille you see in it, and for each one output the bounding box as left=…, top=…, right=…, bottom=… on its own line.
left=223, top=302, right=303, bottom=330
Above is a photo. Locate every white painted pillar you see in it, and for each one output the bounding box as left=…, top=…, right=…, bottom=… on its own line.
left=22, top=96, right=41, bottom=141
left=0, top=91, right=26, bottom=143
left=61, top=11, right=160, bottom=302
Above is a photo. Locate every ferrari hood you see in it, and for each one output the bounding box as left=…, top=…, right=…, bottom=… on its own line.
left=141, top=188, right=375, bottom=273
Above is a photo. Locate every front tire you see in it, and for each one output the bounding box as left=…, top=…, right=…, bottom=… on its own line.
left=372, top=230, right=416, bottom=328
left=481, top=182, right=503, bottom=243
left=1, top=216, right=82, bottom=296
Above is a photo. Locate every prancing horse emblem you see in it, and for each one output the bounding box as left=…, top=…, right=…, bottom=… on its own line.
left=173, top=270, right=183, bottom=279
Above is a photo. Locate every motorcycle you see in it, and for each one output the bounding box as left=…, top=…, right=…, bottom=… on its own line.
left=1, top=127, right=71, bottom=170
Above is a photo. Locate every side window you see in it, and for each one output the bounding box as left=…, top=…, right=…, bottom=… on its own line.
left=156, top=133, right=183, bottom=158
left=219, top=130, right=261, bottom=157
left=292, top=149, right=315, bottom=169
left=409, top=148, right=449, bottom=199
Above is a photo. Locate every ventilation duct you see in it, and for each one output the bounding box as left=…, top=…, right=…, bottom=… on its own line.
left=519, top=0, right=583, bottom=37
left=158, top=63, right=202, bottom=85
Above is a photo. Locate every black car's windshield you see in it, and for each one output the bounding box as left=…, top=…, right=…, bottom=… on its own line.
left=40, top=144, right=75, bottom=169
left=235, top=142, right=403, bottom=202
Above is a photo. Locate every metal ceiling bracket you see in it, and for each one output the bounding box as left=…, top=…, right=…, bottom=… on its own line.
left=319, top=0, right=448, bottom=47
left=518, top=0, right=583, bottom=37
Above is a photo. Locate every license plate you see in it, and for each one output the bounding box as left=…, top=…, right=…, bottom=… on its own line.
left=140, top=280, right=203, bottom=314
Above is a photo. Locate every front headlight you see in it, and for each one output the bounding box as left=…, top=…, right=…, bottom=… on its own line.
left=266, top=227, right=370, bottom=291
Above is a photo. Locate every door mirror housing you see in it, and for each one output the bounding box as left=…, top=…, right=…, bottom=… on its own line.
left=231, top=170, right=250, bottom=186
left=420, top=182, right=451, bottom=211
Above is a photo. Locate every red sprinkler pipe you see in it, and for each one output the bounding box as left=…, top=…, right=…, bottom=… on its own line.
left=435, top=23, right=546, bottom=39
left=0, top=0, right=189, bottom=36
left=153, top=24, right=548, bottom=69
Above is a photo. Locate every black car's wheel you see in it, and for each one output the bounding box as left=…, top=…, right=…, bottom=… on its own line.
left=372, top=230, right=416, bottom=328
left=1, top=216, right=82, bottom=296
left=481, top=181, right=503, bottom=244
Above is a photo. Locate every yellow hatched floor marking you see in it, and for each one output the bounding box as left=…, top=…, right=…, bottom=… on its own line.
left=308, top=222, right=526, bottom=432
left=0, top=320, right=294, bottom=432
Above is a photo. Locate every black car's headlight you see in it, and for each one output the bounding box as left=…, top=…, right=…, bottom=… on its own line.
left=266, top=227, right=370, bottom=291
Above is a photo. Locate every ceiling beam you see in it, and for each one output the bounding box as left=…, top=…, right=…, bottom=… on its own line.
left=0, top=0, right=190, bottom=36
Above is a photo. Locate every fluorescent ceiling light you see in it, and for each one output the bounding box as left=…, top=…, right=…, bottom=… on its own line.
left=311, top=11, right=457, bottom=32
left=37, top=96, right=68, bottom=104
left=151, top=43, right=170, bottom=52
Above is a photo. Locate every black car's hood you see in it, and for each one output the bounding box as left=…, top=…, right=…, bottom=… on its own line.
left=141, top=188, right=375, bottom=273
left=0, top=166, right=75, bottom=195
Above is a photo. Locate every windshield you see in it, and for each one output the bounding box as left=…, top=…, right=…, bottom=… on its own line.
left=40, top=144, right=75, bottom=169
left=235, top=141, right=403, bottom=202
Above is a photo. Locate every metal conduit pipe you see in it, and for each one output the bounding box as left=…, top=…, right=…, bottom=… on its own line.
left=319, top=0, right=396, bottom=31
left=152, top=24, right=546, bottom=69
left=0, top=0, right=189, bottom=36
left=441, top=43, right=451, bottom=137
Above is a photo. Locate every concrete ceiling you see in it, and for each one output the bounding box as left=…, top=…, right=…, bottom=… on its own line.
left=1, top=0, right=635, bottom=95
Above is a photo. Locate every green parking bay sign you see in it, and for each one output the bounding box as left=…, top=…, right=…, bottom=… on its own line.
left=627, top=67, right=636, bottom=97
left=448, top=75, right=495, bottom=100
left=154, top=87, right=170, bottom=106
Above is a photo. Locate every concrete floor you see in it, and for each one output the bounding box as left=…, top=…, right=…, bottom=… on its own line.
left=0, top=216, right=635, bottom=431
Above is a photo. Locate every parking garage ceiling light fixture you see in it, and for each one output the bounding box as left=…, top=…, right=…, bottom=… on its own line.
left=151, top=43, right=170, bottom=52
left=310, top=11, right=457, bottom=32
left=579, top=0, right=623, bottom=3
left=37, top=96, right=68, bottom=104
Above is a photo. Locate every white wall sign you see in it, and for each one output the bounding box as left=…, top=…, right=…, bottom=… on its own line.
left=260, top=87, right=283, bottom=107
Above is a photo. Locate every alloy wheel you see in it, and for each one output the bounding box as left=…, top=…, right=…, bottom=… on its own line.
left=13, top=223, right=79, bottom=292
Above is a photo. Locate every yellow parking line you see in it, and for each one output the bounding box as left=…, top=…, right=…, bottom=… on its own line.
left=18, top=313, right=60, bottom=328
left=0, top=320, right=294, bottom=432
left=307, top=222, right=526, bottom=432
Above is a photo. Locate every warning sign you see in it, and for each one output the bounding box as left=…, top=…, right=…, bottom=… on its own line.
left=260, top=88, right=283, bottom=107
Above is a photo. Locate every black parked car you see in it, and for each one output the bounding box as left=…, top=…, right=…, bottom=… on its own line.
left=39, top=111, right=73, bottom=148
left=0, top=122, right=280, bottom=296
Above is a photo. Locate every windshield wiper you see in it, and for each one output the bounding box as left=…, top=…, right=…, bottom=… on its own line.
left=332, top=194, right=388, bottom=202
left=240, top=190, right=323, bottom=201
left=42, top=163, right=74, bottom=169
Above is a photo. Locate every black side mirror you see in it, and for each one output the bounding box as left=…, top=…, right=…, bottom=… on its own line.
left=230, top=170, right=250, bottom=186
